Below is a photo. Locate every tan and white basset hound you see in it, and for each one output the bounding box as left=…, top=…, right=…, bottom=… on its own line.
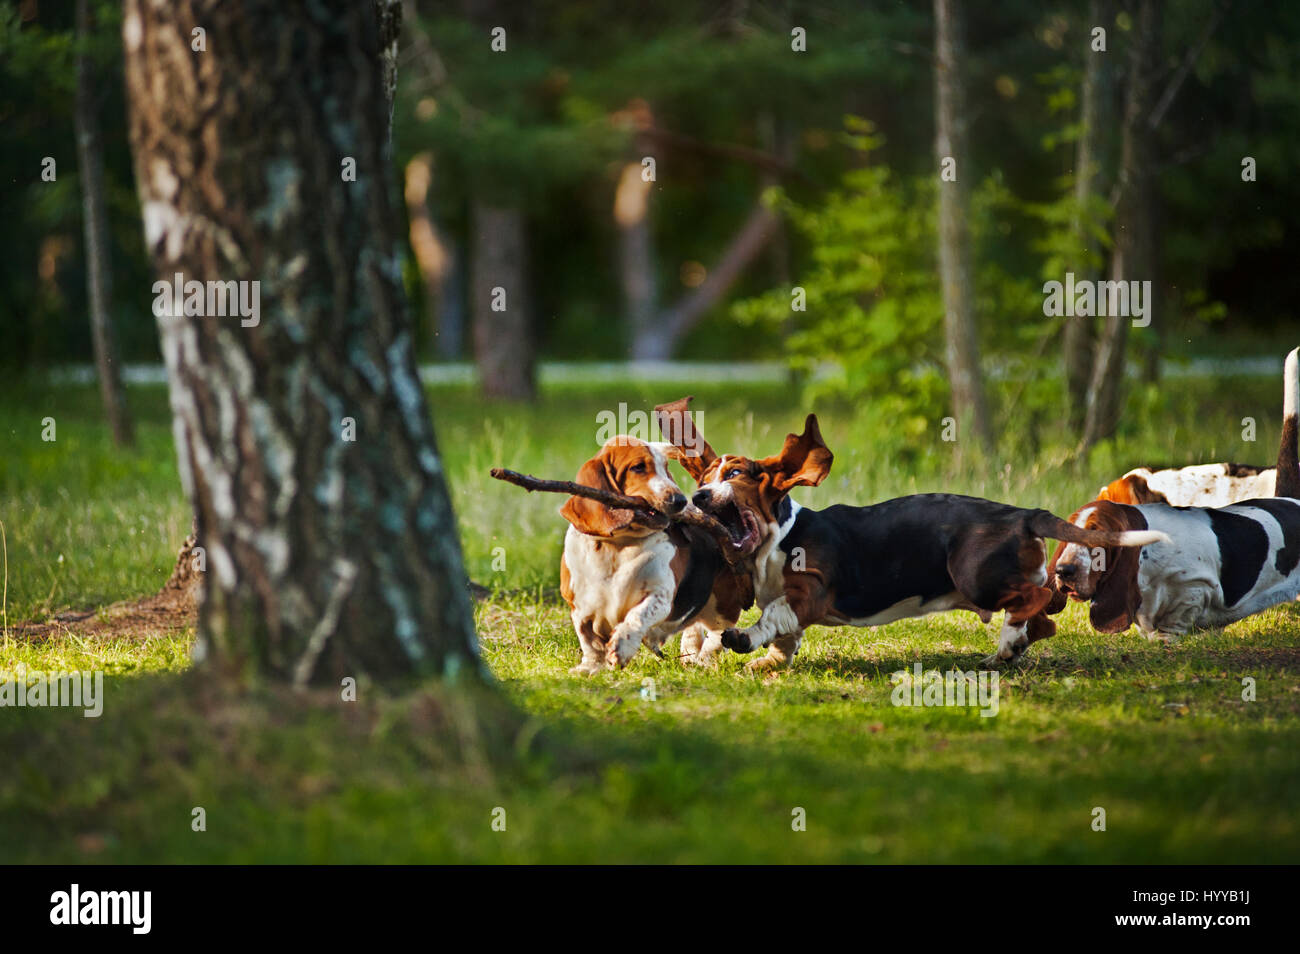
left=558, top=435, right=752, bottom=673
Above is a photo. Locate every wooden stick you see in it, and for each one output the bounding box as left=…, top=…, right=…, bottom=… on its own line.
left=489, top=467, right=745, bottom=563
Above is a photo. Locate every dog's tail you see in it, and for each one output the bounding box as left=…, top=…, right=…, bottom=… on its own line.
left=1029, top=511, right=1170, bottom=549
left=1276, top=347, right=1300, bottom=498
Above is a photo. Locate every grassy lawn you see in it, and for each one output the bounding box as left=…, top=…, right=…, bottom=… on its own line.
left=1, top=374, right=1298, bottom=863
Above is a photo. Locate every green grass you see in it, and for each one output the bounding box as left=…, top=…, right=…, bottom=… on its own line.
left=1, top=373, right=1298, bottom=862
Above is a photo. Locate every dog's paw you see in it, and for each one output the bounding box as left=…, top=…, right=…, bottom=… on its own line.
left=721, top=628, right=753, bottom=654
left=569, top=660, right=603, bottom=676
left=979, top=650, right=1023, bottom=670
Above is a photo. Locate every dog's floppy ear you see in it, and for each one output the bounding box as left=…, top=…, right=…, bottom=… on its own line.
left=759, top=413, right=833, bottom=492
left=560, top=455, right=636, bottom=537
left=1087, top=510, right=1144, bottom=633
left=654, top=395, right=717, bottom=484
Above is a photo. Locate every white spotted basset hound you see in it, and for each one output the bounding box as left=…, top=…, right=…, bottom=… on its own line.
left=1050, top=496, right=1300, bottom=637
left=671, top=413, right=1167, bottom=671
left=558, top=435, right=753, bottom=674
left=1096, top=347, right=1299, bottom=506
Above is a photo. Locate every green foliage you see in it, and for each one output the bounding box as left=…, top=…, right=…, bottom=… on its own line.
left=732, top=122, right=1039, bottom=459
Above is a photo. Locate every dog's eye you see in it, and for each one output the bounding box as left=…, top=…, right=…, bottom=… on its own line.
left=629, top=463, right=647, bottom=474
left=725, top=468, right=743, bottom=480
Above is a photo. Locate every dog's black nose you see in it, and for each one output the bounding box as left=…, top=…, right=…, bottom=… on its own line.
left=692, top=489, right=711, bottom=508
left=1056, top=564, right=1077, bottom=580
left=665, top=493, right=687, bottom=513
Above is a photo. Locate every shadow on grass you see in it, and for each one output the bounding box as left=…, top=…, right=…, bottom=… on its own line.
left=3, top=661, right=1298, bottom=863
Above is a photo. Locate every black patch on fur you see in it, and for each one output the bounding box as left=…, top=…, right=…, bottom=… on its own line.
left=1224, top=462, right=1269, bottom=478
left=778, top=494, right=1042, bottom=619
left=775, top=495, right=792, bottom=527
left=1205, top=508, right=1270, bottom=606
left=1276, top=415, right=1300, bottom=498
left=1241, top=499, right=1300, bottom=577
left=667, top=525, right=725, bottom=623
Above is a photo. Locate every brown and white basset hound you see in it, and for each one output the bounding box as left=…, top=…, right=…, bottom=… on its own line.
left=1096, top=347, right=1299, bottom=506
left=558, top=435, right=752, bottom=673
left=1050, top=496, right=1300, bottom=637
left=668, top=414, right=1167, bottom=671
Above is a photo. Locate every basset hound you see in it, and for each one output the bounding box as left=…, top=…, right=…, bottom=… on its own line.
left=1051, top=497, right=1300, bottom=637
left=670, top=414, right=1167, bottom=670
left=558, top=435, right=752, bottom=673
left=1096, top=347, right=1299, bottom=506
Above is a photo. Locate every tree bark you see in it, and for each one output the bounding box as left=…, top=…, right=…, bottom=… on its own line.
left=123, top=0, right=479, bottom=685
left=934, top=0, right=993, bottom=453
left=75, top=0, right=134, bottom=449
left=1064, top=0, right=1116, bottom=426
left=1083, top=0, right=1161, bottom=448
left=471, top=202, right=537, bottom=400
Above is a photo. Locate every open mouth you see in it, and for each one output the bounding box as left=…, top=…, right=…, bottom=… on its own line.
left=710, top=499, right=762, bottom=555
left=1054, top=578, right=1089, bottom=600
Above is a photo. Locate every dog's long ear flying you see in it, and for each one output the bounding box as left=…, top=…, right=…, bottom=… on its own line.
left=654, top=395, right=717, bottom=484
left=559, top=456, right=635, bottom=537
left=760, top=413, right=834, bottom=492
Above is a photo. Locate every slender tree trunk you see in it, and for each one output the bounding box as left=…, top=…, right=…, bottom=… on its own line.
left=123, top=0, right=479, bottom=684
left=471, top=202, right=537, bottom=400
left=75, top=0, right=133, bottom=448
left=1065, top=0, right=1115, bottom=426
left=1084, top=0, right=1160, bottom=448
left=405, top=153, right=464, bottom=358
left=616, top=161, right=657, bottom=357
left=631, top=202, right=779, bottom=360
left=934, top=0, right=993, bottom=453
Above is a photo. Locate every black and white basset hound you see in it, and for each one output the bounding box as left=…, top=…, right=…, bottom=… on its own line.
left=667, top=414, right=1167, bottom=670
left=1051, top=497, right=1300, bottom=636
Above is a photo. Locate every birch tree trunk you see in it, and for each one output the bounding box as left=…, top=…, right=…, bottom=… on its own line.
left=1083, top=0, right=1160, bottom=448
left=75, top=0, right=133, bottom=448
left=934, top=0, right=993, bottom=453
left=123, top=0, right=479, bottom=685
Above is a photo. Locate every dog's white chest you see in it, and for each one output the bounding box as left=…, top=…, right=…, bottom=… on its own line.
left=564, top=527, right=675, bottom=626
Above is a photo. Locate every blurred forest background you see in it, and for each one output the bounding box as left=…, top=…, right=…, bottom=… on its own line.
left=2, top=0, right=1297, bottom=457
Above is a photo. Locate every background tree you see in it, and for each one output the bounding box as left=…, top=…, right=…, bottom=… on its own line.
left=75, top=0, right=133, bottom=447
left=122, top=0, right=479, bottom=685
left=1063, top=0, right=1116, bottom=427
left=1083, top=0, right=1161, bottom=448
left=934, top=0, right=993, bottom=452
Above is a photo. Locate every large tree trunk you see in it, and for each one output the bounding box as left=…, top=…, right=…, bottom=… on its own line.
left=1064, top=0, right=1116, bottom=427
left=934, top=0, right=993, bottom=453
left=123, top=0, right=479, bottom=685
left=471, top=202, right=537, bottom=400
left=75, top=0, right=133, bottom=449
left=1083, top=0, right=1161, bottom=448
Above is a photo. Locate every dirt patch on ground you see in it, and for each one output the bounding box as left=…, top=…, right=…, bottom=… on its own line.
left=9, top=533, right=543, bottom=642
left=12, top=535, right=200, bottom=641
